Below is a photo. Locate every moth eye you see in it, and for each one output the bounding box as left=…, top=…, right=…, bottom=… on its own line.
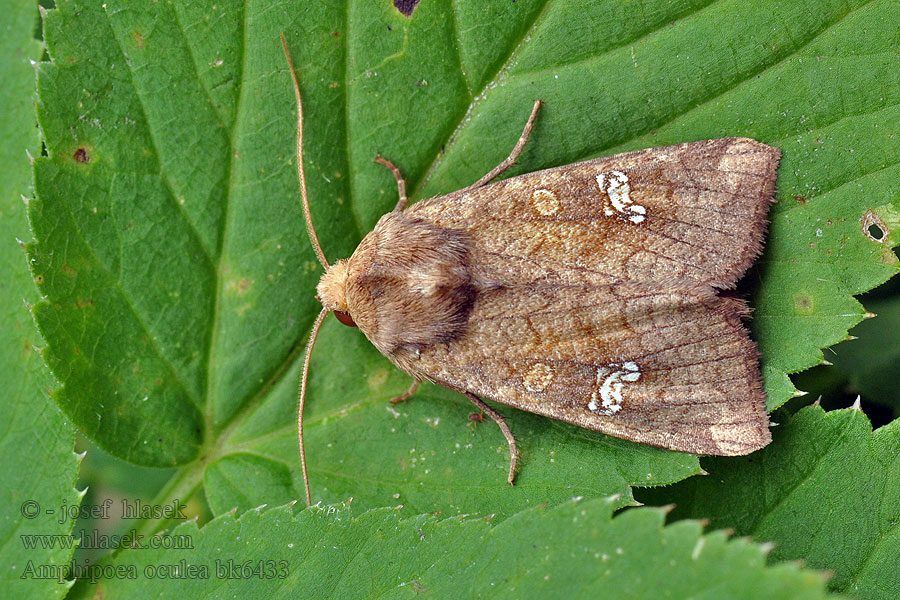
left=334, top=310, right=357, bottom=328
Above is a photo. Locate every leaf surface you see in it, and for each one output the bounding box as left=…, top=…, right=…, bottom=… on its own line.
left=68, top=499, right=836, bottom=599
left=1, top=1, right=81, bottom=597
left=638, top=406, right=900, bottom=600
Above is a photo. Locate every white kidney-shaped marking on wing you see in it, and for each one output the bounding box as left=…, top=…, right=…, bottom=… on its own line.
left=588, top=362, right=642, bottom=415
left=596, top=170, right=646, bottom=224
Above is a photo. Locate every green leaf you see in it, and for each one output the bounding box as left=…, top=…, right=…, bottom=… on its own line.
left=637, top=405, right=900, bottom=600
left=831, top=295, right=900, bottom=412
left=28, top=0, right=899, bottom=532
left=1, top=1, right=82, bottom=597
left=67, top=498, right=835, bottom=599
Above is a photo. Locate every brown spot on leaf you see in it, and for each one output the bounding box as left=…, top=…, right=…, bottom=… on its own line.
left=861, top=209, right=888, bottom=242
left=34, top=275, right=43, bottom=284
left=794, top=293, right=814, bottom=315
left=394, top=0, right=420, bottom=17
left=74, top=147, right=90, bottom=163
left=793, top=195, right=807, bottom=205
left=133, top=30, right=145, bottom=49
left=61, top=264, right=75, bottom=275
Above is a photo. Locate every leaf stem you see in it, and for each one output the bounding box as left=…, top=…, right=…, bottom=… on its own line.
left=134, top=460, right=205, bottom=539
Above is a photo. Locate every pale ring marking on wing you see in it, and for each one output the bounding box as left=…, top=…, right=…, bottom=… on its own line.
left=530, top=188, right=560, bottom=216
left=523, top=362, right=554, bottom=392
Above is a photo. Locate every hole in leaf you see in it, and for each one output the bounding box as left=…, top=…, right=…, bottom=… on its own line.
left=861, top=209, right=888, bottom=243
left=393, top=0, right=420, bottom=17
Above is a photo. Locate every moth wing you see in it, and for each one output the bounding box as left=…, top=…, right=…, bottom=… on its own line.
left=407, top=138, right=779, bottom=290
left=393, top=282, right=770, bottom=456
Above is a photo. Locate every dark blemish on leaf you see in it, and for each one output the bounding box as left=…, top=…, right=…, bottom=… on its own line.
left=74, top=147, right=90, bottom=163
left=793, top=195, right=807, bottom=205
left=34, top=275, right=43, bottom=284
left=393, top=0, right=420, bottom=17
left=331, top=30, right=340, bottom=38
left=133, top=30, right=145, bottom=49
left=61, top=264, right=75, bottom=275
left=794, top=293, right=814, bottom=315
left=387, top=24, right=392, bottom=31
left=861, top=209, right=888, bottom=243
left=469, top=412, right=485, bottom=423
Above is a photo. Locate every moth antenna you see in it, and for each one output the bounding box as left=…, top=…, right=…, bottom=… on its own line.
left=298, top=307, right=329, bottom=506
left=281, top=33, right=329, bottom=270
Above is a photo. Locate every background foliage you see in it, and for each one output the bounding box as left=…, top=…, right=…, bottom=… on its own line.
left=4, top=0, right=899, bottom=597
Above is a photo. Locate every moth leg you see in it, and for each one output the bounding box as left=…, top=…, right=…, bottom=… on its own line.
left=464, top=392, right=519, bottom=486
left=459, top=99, right=542, bottom=194
left=374, top=155, right=409, bottom=211
left=389, top=379, right=420, bottom=405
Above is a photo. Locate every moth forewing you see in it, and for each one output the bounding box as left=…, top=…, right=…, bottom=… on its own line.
left=408, top=138, right=780, bottom=292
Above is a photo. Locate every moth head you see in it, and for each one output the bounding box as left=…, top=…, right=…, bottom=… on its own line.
left=316, top=259, right=355, bottom=326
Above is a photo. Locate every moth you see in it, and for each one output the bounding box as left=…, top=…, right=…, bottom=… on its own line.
left=282, top=36, right=778, bottom=505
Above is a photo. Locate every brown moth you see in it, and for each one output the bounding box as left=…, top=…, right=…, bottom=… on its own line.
left=282, top=36, right=778, bottom=505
